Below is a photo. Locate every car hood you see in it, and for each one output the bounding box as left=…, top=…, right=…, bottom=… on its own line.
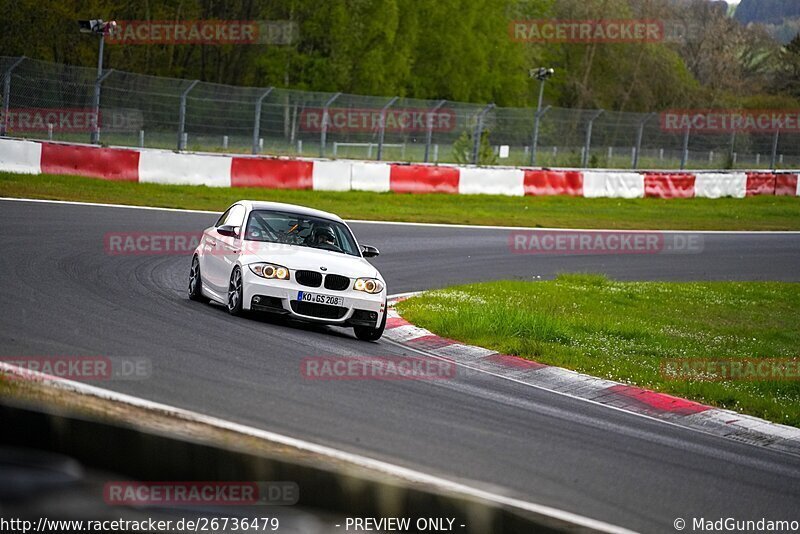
left=240, top=242, right=381, bottom=279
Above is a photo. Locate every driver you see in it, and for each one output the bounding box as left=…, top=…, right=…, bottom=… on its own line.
left=310, top=226, right=337, bottom=247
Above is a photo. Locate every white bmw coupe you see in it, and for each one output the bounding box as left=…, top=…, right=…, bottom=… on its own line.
left=189, top=201, right=387, bottom=341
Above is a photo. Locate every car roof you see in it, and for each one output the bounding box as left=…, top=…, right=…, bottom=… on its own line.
left=238, top=200, right=345, bottom=223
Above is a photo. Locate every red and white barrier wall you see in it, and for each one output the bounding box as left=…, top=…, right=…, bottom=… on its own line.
left=1, top=138, right=798, bottom=198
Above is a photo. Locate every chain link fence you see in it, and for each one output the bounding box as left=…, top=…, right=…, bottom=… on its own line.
left=2, top=56, right=798, bottom=170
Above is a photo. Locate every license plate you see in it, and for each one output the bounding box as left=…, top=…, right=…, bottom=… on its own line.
left=297, top=291, right=344, bottom=307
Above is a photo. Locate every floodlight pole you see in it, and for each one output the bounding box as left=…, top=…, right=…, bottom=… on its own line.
left=529, top=67, right=554, bottom=166
left=91, top=68, right=114, bottom=144
left=89, top=33, right=106, bottom=144
left=530, top=105, right=551, bottom=167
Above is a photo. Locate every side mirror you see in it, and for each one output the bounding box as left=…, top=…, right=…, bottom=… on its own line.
left=361, top=245, right=380, bottom=258
left=217, top=225, right=239, bottom=238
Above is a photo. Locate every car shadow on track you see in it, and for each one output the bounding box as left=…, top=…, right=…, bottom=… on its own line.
left=195, top=297, right=369, bottom=344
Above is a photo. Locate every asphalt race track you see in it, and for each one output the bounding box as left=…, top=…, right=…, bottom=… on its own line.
left=2, top=198, right=800, bottom=533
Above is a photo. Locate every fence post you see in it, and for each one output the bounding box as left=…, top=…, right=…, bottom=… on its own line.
left=376, top=96, right=398, bottom=161
left=319, top=92, right=341, bottom=157
left=424, top=99, right=447, bottom=163
left=582, top=110, right=604, bottom=168
left=529, top=105, right=551, bottom=166
left=472, top=103, right=495, bottom=165
left=632, top=112, right=656, bottom=169
left=91, top=68, right=114, bottom=144
left=177, top=80, right=199, bottom=151
left=770, top=129, right=780, bottom=170
left=1, top=57, right=25, bottom=137
left=252, top=87, right=274, bottom=155
left=680, top=124, right=690, bottom=170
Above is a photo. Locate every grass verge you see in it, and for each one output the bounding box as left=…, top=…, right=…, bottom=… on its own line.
left=1, top=171, right=800, bottom=230
left=396, top=274, right=800, bottom=427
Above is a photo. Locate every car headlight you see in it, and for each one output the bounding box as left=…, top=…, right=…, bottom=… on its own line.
left=249, top=263, right=290, bottom=280
left=354, top=278, right=384, bottom=294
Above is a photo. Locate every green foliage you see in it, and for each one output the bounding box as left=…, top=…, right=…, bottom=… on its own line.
left=0, top=0, right=797, bottom=110
left=451, top=129, right=497, bottom=166
left=451, top=131, right=472, bottom=165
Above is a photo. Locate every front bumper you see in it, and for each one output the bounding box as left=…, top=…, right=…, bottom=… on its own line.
left=241, top=268, right=385, bottom=327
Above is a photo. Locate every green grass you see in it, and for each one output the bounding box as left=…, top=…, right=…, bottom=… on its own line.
left=2, top=171, right=800, bottom=230
left=397, top=275, right=800, bottom=427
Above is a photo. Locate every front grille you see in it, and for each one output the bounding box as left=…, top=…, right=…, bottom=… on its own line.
left=290, top=300, right=347, bottom=320
left=295, top=270, right=322, bottom=287
left=324, top=274, right=350, bottom=291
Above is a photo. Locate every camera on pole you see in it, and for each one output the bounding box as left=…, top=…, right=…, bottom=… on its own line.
left=78, top=20, right=117, bottom=36
left=529, top=67, right=555, bottom=82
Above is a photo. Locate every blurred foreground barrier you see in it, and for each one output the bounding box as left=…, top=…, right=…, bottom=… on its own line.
left=0, top=395, right=624, bottom=534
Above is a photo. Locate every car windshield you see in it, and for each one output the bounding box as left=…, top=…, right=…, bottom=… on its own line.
left=244, top=209, right=360, bottom=257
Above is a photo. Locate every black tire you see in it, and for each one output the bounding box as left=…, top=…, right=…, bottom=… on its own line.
left=227, top=266, right=245, bottom=316
left=188, top=255, right=209, bottom=303
left=354, top=304, right=387, bottom=342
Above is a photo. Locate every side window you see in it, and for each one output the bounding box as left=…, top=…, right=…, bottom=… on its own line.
left=227, top=205, right=246, bottom=228
left=216, top=205, right=245, bottom=228
left=215, top=207, right=232, bottom=227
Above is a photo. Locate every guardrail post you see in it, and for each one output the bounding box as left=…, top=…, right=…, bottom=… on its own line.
left=632, top=112, right=656, bottom=169
left=581, top=110, right=604, bottom=168
left=1, top=57, right=25, bottom=137
left=376, top=96, right=398, bottom=161
left=529, top=105, right=551, bottom=166
left=319, top=92, right=341, bottom=157
left=770, top=128, right=780, bottom=170
left=177, top=80, right=199, bottom=151
left=472, top=103, right=495, bottom=165
left=91, top=68, right=114, bottom=144
left=424, top=100, right=446, bottom=163
left=252, top=87, right=274, bottom=155
left=680, top=124, right=691, bottom=170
